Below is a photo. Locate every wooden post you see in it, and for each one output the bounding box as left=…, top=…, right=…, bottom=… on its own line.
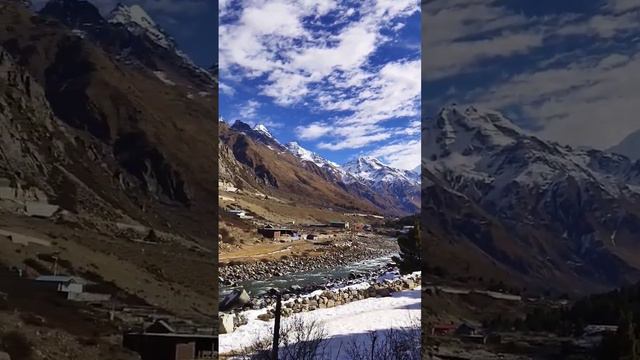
left=271, top=292, right=282, bottom=360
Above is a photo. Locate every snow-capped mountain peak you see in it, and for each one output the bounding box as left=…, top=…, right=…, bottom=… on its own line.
left=108, top=3, right=175, bottom=49
left=253, top=124, right=272, bottom=138
left=343, top=156, right=418, bottom=185
left=285, top=142, right=339, bottom=168
left=432, top=105, right=524, bottom=153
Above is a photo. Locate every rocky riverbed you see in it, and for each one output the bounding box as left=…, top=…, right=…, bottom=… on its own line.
left=219, top=237, right=398, bottom=285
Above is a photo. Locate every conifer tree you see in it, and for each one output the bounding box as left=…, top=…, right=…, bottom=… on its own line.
left=393, top=218, right=421, bottom=274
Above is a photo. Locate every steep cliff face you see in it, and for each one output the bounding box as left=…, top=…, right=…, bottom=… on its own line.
left=0, top=0, right=217, bottom=242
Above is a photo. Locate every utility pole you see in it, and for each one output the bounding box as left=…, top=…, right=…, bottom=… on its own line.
left=271, top=291, right=282, bottom=360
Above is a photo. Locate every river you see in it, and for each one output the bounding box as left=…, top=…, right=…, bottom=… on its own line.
left=221, top=253, right=398, bottom=297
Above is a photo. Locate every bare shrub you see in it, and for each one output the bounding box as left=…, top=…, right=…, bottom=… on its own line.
left=237, top=316, right=329, bottom=360
left=343, top=326, right=421, bottom=360
left=220, top=227, right=238, bottom=244
left=235, top=315, right=420, bottom=360
left=280, top=317, right=330, bottom=360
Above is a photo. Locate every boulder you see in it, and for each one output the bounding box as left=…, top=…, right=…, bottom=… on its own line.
left=218, top=313, right=235, bottom=334
left=219, top=288, right=251, bottom=311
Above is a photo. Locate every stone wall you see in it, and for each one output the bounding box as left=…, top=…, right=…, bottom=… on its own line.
left=257, top=275, right=421, bottom=321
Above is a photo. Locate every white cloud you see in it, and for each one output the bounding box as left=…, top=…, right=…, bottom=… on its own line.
left=220, top=0, right=419, bottom=108
left=555, top=13, right=638, bottom=38
left=470, top=52, right=640, bottom=149
left=318, top=132, right=392, bottom=150
left=423, top=0, right=640, bottom=149
left=295, top=122, right=332, bottom=140
left=221, top=0, right=420, bottom=153
left=425, top=32, right=544, bottom=80
left=607, top=0, right=640, bottom=13
left=219, top=82, right=236, bottom=96
left=422, top=0, right=640, bottom=81
left=368, top=139, right=420, bottom=170
left=238, top=100, right=261, bottom=120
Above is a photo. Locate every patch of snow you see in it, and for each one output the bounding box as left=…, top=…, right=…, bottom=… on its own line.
left=152, top=71, right=175, bottom=86
left=108, top=4, right=174, bottom=49
left=253, top=124, right=273, bottom=138
left=285, top=142, right=341, bottom=169
left=343, top=156, right=418, bottom=186
left=220, top=288, right=421, bottom=358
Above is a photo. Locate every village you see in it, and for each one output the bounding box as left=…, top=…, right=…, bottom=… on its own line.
left=424, top=282, right=620, bottom=359
left=0, top=179, right=218, bottom=360
left=0, top=231, right=218, bottom=360
left=222, top=204, right=412, bottom=244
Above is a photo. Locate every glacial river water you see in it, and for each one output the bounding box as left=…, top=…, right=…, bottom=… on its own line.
left=220, top=253, right=397, bottom=297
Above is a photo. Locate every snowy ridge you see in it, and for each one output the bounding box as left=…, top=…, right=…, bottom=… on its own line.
left=424, top=104, right=640, bottom=202
left=253, top=124, right=273, bottom=138
left=107, top=3, right=215, bottom=84
left=285, top=141, right=340, bottom=168
left=108, top=4, right=175, bottom=49
left=343, top=156, right=419, bottom=186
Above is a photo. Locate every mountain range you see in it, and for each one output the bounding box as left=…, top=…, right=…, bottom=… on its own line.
left=218, top=119, right=420, bottom=216
left=423, top=105, right=640, bottom=293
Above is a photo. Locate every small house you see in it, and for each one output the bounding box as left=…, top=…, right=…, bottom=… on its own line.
left=460, top=335, right=488, bottom=344
left=123, top=320, right=217, bottom=360
left=307, top=223, right=328, bottom=228
left=34, top=275, right=85, bottom=294
left=329, top=221, right=349, bottom=229
left=455, top=323, right=478, bottom=336
left=227, top=209, right=247, bottom=218
left=258, top=227, right=297, bottom=239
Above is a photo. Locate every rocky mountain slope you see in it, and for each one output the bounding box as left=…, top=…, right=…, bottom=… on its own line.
left=0, top=0, right=217, bottom=239
left=218, top=121, right=420, bottom=215
left=423, top=105, right=640, bottom=293
left=0, top=0, right=217, bottom=343
left=39, top=0, right=215, bottom=93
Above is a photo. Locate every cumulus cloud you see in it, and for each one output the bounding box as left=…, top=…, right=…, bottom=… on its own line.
left=221, top=0, right=420, bottom=168
left=471, top=52, right=640, bottom=149
left=367, top=139, right=420, bottom=170
left=295, top=122, right=333, bottom=140
left=424, top=0, right=640, bottom=149
left=238, top=100, right=261, bottom=120
left=422, top=0, right=640, bottom=81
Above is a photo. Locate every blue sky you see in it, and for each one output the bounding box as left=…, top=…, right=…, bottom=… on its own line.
left=33, top=0, right=216, bottom=68
left=423, top=0, right=640, bottom=150
left=218, top=0, right=421, bottom=170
